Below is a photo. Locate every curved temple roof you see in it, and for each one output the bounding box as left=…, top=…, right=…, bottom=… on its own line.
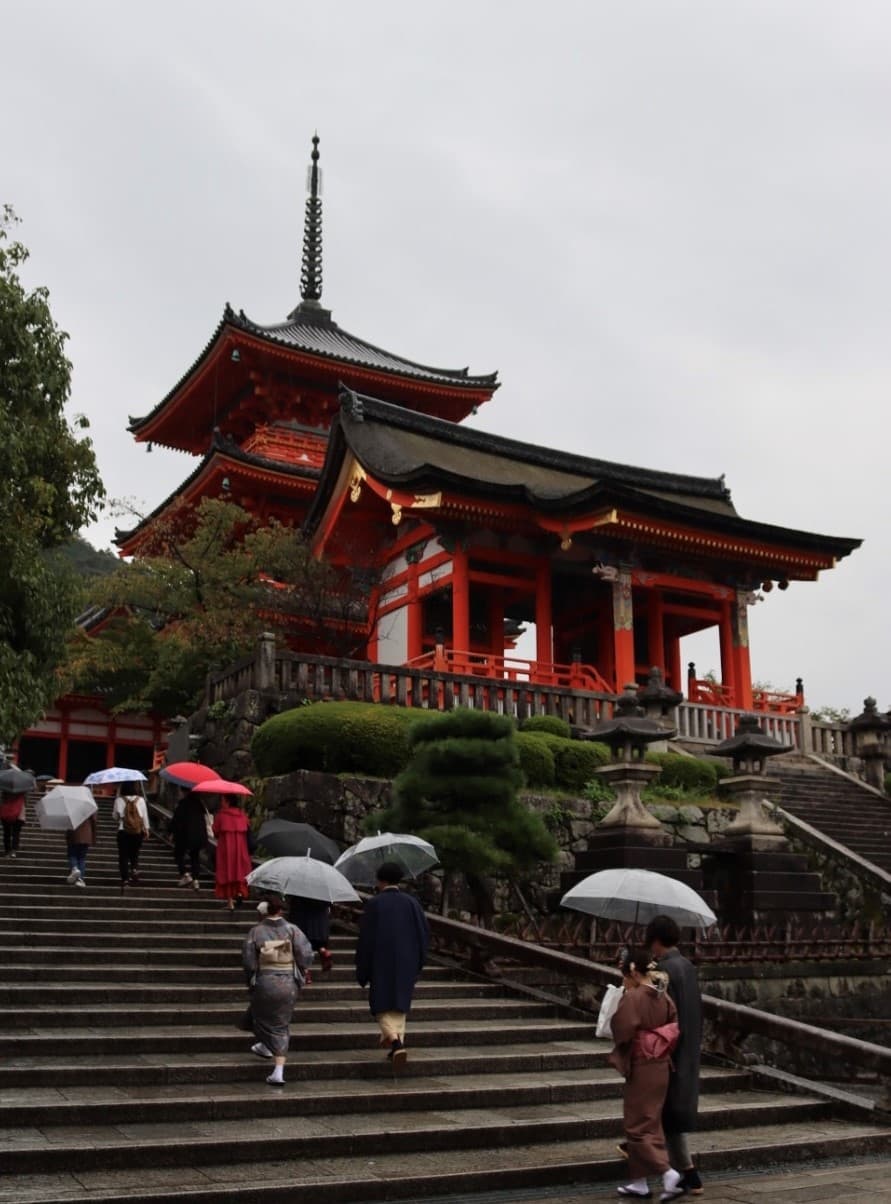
left=305, top=387, right=861, bottom=566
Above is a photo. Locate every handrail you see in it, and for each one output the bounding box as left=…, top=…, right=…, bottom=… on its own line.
left=407, top=910, right=891, bottom=1083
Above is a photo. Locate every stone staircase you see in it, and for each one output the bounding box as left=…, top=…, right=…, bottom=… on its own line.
left=3, top=798, right=891, bottom=1203
left=767, top=757, right=891, bottom=875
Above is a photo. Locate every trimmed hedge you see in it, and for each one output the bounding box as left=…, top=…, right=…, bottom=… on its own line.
left=646, top=751, right=718, bottom=792
left=519, top=714, right=572, bottom=740
left=251, top=701, right=420, bottom=778
left=518, top=732, right=611, bottom=792
left=516, top=731, right=556, bottom=788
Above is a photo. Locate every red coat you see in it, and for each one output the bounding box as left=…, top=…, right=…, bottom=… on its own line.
left=0, top=794, right=24, bottom=822
left=212, top=804, right=252, bottom=897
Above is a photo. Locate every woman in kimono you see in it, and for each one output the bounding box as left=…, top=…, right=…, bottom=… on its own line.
left=242, top=894, right=312, bottom=1084
left=609, top=948, right=684, bottom=1201
left=212, top=795, right=252, bottom=909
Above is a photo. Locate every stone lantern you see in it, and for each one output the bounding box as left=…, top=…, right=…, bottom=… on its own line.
left=709, top=715, right=836, bottom=924
left=582, top=685, right=677, bottom=844
left=850, top=698, right=889, bottom=793
left=637, top=666, right=683, bottom=753
left=712, top=714, right=791, bottom=847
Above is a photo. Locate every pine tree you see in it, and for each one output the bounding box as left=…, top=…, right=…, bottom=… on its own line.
left=379, top=709, right=557, bottom=920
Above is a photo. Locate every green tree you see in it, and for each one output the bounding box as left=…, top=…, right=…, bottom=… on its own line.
left=0, top=206, right=104, bottom=743
left=67, top=497, right=377, bottom=717
left=377, top=709, right=557, bottom=921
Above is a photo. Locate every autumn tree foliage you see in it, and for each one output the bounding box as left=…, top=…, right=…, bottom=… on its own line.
left=66, top=497, right=377, bottom=717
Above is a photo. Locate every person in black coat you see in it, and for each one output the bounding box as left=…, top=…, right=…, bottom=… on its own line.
left=169, top=790, right=209, bottom=890
left=355, top=861, right=429, bottom=1069
left=646, top=915, right=704, bottom=1197
left=287, top=895, right=333, bottom=975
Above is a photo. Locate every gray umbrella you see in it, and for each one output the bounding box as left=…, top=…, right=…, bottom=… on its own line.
left=256, top=820, right=340, bottom=864
left=247, top=855, right=360, bottom=904
left=0, top=768, right=36, bottom=794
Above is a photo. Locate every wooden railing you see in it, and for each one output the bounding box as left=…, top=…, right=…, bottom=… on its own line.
left=205, top=639, right=869, bottom=768
left=335, top=906, right=891, bottom=1097
left=405, top=648, right=613, bottom=694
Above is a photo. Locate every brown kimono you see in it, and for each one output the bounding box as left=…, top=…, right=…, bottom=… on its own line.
left=609, top=984, right=679, bottom=1180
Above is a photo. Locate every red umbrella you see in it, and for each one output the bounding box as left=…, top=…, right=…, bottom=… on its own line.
left=160, top=762, right=222, bottom=789
left=191, top=778, right=252, bottom=796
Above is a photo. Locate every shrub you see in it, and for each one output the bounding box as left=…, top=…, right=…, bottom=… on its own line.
left=520, top=714, right=571, bottom=739
left=552, top=739, right=611, bottom=792
left=646, top=751, right=718, bottom=792
left=516, top=731, right=556, bottom=788
left=251, top=701, right=419, bottom=778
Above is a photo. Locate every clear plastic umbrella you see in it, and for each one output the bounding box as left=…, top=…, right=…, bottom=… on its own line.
left=36, top=786, right=98, bottom=831
left=560, top=868, right=716, bottom=931
left=247, top=855, right=360, bottom=904
left=83, top=767, right=147, bottom=786
left=334, top=832, right=438, bottom=886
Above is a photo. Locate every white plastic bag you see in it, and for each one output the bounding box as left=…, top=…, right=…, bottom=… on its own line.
left=595, top=983, right=624, bottom=1039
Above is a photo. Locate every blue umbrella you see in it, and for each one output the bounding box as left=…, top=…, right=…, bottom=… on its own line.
left=84, top=767, right=148, bottom=786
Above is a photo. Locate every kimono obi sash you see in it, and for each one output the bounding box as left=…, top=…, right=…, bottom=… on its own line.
left=633, top=1020, right=680, bottom=1062
left=258, top=938, right=294, bottom=974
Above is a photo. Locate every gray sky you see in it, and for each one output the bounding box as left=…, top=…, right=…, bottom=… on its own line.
left=4, top=0, right=888, bottom=713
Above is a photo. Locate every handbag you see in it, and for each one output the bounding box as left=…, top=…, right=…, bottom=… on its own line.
left=203, top=808, right=214, bottom=842
left=595, top=983, right=624, bottom=1039
left=236, top=1003, right=253, bottom=1032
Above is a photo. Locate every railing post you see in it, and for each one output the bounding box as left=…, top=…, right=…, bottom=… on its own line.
left=797, top=706, right=812, bottom=754
left=256, top=631, right=277, bottom=692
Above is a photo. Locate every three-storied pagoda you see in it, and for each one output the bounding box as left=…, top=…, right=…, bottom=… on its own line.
left=119, top=136, right=860, bottom=714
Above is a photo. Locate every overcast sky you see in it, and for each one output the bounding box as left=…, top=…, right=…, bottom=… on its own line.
left=4, top=1, right=888, bottom=713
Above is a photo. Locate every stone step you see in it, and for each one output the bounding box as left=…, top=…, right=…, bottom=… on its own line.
left=3, top=1121, right=890, bottom=1204
left=0, top=961, right=459, bottom=985
left=0, top=1063, right=750, bottom=1127
left=0, top=1016, right=596, bottom=1057
left=0, top=1090, right=832, bottom=1177
left=0, top=997, right=556, bottom=1026
left=0, top=1039, right=626, bottom=1087
left=0, top=981, right=506, bottom=1005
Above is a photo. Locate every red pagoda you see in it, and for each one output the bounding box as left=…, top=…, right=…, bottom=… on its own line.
left=116, top=136, right=860, bottom=715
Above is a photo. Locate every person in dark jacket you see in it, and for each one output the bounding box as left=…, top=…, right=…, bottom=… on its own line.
left=170, top=789, right=209, bottom=890
left=287, top=895, right=333, bottom=976
left=355, top=861, right=429, bottom=1069
left=646, top=914, right=704, bottom=1197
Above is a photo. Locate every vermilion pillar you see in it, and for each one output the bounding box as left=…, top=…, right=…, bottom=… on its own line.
left=406, top=560, right=422, bottom=661
left=647, top=592, right=665, bottom=674
left=535, top=561, right=553, bottom=666
left=451, top=546, right=470, bottom=654
left=732, top=590, right=754, bottom=710
left=611, top=570, right=635, bottom=690
left=718, top=600, right=737, bottom=704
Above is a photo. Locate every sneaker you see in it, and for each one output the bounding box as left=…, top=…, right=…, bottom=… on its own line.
left=251, top=1042, right=273, bottom=1059
left=319, top=949, right=333, bottom=973
left=680, top=1168, right=703, bottom=1195
left=66, top=869, right=81, bottom=885
left=177, top=874, right=193, bottom=887
left=10, top=852, right=16, bottom=859
left=74, top=878, right=86, bottom=888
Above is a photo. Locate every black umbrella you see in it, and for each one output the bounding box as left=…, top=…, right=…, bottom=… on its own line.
left=256, top=820, right=340, bottom=864
left=0, top=768, right=36, bottom=793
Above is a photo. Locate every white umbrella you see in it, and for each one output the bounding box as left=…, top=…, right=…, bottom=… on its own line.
left=247, top=855, right=360, bottom=904
left=83, top=767, right=148, bottom=786
left=560, top=868, right=717, bottom=931
left=36, top=786, right=98, bottom=831
left=334, top=832, right=438, bottom=886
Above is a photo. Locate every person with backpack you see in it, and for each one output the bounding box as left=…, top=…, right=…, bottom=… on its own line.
left=609, top=947, right=684, bottom=1201
left=113, top=783, right=150, bottom=892
left=242, top=893, right=312, bottom=1085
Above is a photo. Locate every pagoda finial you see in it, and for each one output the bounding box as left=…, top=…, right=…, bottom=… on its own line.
left=300, top=133, right=323, bottom=305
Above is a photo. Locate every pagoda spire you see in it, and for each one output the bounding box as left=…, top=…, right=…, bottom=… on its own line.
left=297, top=133, right=324, bottom=310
